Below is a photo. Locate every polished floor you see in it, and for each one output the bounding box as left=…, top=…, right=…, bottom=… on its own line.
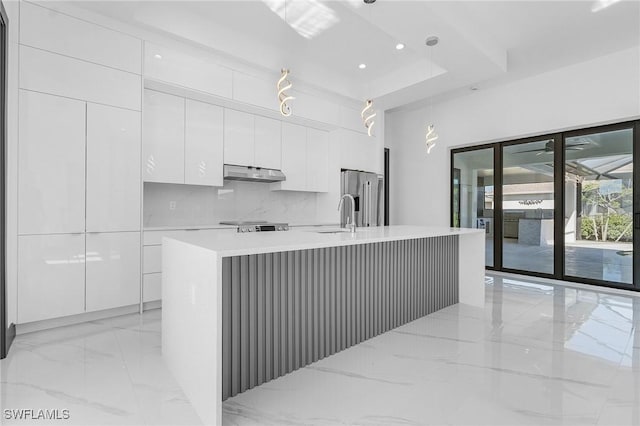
left=1, top=274, right=639, bottom=425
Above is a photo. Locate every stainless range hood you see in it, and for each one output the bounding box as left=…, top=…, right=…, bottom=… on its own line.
left=223, top=164, right=286, bottom=183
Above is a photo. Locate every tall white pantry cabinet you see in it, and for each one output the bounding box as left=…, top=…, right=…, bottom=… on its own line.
left=16, top=2, right=143, bottom=324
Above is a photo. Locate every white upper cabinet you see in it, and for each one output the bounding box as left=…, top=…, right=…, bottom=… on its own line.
left=339, top=129, right=381, bottom=174
left=224, top=110, right=282, bottom=169
left=20, top=2, right=142, bottom=74
left=306, top=128, right=329, bottom=193
left=144, top=41, right=233, bottom=99
left=86, top=104, right=141, bottom=232
left=85, top=232, right=141, bottom=312
left=18, top=90, right=86, bottom=235
left=185, top=99, right=224, bottom=186
left=18, top=233, right=86, bottom=323
left=274, top=125, right=330, bottom=193
left=254, top=116, right=281, bottom=170
left=19, top=46, right=141, bottom=111
left=277, top=123, right=307, bottom=191
left=143, top=90, right=185, bottom=184
left=224, top=109, right=254, bottom=166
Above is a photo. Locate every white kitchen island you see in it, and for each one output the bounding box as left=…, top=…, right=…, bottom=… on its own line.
left=162, top=225, right=484, bottom=425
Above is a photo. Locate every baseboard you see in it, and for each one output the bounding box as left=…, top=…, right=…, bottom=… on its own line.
left=6, top=322, right=15, bottom=350
left=16, top=304, right=142, bottom=335
left=1, top=323, right=16, bottom=358
left=143, top=300, right=162, bottom=311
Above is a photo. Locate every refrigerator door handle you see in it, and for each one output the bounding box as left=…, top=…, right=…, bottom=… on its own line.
left=368, top=182, right=372, bottom=226
left=361, top=183, right=366, bottom=227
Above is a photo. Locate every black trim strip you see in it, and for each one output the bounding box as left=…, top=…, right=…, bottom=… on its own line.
left=0, top=0, right=8, bottom=359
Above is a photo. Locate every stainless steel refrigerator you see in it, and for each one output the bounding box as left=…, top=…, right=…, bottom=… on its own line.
left=340, top=169, right=384, bottom=228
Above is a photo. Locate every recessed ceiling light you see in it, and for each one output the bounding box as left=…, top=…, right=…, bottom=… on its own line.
left=358, top=63, right=367, bottom=69
left=470, top=86, right=479, bottom=91
left=395, top=43, right=405, bottom=50
left=153, top=54, right=162, bottom=59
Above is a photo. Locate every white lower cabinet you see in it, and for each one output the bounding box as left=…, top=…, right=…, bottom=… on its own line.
left=143, top=273, right=162, bottom=303
left=18, top=234, right=86, bottom=323
left=86, top=232, right=141, bottom=312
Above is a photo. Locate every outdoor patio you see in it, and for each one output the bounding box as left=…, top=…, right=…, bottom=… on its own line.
left=485, top=237, right=632, bottom=284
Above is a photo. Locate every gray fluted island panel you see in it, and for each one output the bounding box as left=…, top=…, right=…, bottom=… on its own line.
left=162, top=226, right=485, bottom=425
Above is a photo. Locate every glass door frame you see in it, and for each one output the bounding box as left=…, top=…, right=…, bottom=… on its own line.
left=560, top=120, right=639, bottom=290
left=449, top=142, right=499, bottom=271
left=451, top=119, right=640, bottom=292
left=498, top=133, right=562, bottom=280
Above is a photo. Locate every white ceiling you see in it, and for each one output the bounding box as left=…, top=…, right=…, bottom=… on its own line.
left=69, top=0, right=640, bottom=112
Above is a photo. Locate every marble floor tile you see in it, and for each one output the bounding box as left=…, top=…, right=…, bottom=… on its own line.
left=2, top=273, right=640, bottom=426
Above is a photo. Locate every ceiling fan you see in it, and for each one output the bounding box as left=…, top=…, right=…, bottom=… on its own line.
left=517, top=140, right=591, bottom=156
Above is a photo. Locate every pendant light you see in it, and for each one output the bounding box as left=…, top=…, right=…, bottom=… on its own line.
left=360, top=0, right=376, bottom=137
left=361, top=99, right=376, bottom=137
left=276, top=0, right=294, bottom=117
left=425, top=36, right=439, bottom=154
left=277, top=68, right=294, bottom=117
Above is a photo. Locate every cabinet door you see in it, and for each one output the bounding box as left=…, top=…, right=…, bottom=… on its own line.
left=185, top=100, right=224, bottom=186
left=306, top=128, right=329, bottom=192
left=87, top=104, right=141, bottom=232
left=254, top=116, right=281, bottom=169
left=143, top=90, right=185, bottom=183
left=86, top=232, right=141, bottom=312
left=143, top=273, right=161, bottom=303
left=223, top=109, right=254, bottom=166
left=18, top=234, right=85, bottom=323
left=278, top=123, right=307, bottom=191
left=18, top=90, right=86, bottom=234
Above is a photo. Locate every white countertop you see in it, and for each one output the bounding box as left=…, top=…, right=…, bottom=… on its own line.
left=166, top=225, right=484, bottom=257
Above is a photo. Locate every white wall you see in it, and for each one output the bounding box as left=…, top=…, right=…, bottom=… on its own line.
left=385, top=47, right=640, bottom=227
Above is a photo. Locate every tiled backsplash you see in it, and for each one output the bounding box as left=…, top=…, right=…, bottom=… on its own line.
left=143, top=181, right=337, bottom=228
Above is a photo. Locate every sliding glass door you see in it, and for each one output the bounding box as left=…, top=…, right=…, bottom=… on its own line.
left=452, top=147, right=495, bottom=267
left=451, top=120, right=640, bottom=291
left=502, top=138, right=556, bottom=275
left=563, top=125, right=635, bottom=286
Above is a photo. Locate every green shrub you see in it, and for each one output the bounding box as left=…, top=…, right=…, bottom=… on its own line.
left=580, top=213, right=632, bottom=242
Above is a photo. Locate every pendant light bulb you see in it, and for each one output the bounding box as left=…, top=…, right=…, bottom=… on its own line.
left=425, top=124, right=438, bottom=154
left=277, top=68, right=295, bottom=117
left=361, top=99, right=376, bottom=137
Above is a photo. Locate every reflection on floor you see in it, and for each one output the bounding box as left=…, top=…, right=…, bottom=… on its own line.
left=2, top=274, right=639, bottom=425
left=485, top=238, right=633, bottom=283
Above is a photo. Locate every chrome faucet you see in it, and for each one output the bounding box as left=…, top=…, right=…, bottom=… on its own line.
left=338, top=194, right=356, bottom=234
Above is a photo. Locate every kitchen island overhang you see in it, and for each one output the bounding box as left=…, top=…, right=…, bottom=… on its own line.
left=161, top=226, right=485, bottom=425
